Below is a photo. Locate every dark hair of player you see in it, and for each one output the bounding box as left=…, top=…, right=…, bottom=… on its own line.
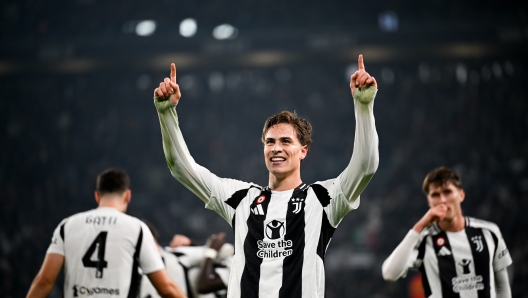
left=96, top=168, right=131, bottom=196
left=261, top=111, right=313, bottom=147
left=422, top=166, right=462, bottom=194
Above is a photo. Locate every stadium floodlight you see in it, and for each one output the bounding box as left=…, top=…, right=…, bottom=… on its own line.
left=180, top=18, right=197, bottom=37
left=378, top=11, right=398, bottom=32
left=212, top=24, right=238, bottom=40
left=135, top=20, right=156, bottom=36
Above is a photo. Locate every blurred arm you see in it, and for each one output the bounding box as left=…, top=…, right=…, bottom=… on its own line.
left=148, top=269, right=187, bottom=298
left=382, top=230, right=420, bottom=282
left=26, top=253, right=64, bottom=298
left=197, top=257, right=227, bottom=294
left=495, top=268, right=511, bottom=298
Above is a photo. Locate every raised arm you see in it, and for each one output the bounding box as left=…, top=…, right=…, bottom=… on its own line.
left=338, top=54, right=379, bottom=203
left=154, top=63, right=212, bottom=203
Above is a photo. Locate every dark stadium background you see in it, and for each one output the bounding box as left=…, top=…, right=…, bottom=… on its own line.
left=1, top=0, right=527, bottom=297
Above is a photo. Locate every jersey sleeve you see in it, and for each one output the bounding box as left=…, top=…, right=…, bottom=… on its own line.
left=155, top=100, right=254, bottom=223
left=138, top=222, right=165, bottom=274
left=492, top=230, right=512, bottom=272
left=318, top=91, right=379, bottom=226
left=382, top=229, right=422, bottom=281
left=169, top=246, right=206, bottom=268
left=46, top=218, right=68, bottom=256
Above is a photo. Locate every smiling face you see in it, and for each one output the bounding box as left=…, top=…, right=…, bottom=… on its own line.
left=427, top=182, right=465, bottom=222
left=264, top=123, right=308, bottom=179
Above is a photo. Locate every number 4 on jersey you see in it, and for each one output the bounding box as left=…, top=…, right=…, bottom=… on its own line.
left=82, top=231, right=108, bottom=278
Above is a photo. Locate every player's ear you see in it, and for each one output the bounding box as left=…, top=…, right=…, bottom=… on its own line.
left=459, top=189, right=465, bottom=203
left=300, top=145, right=308, bottom=160
left=94, top=191, right=100, bottom=204
left=123, top=189, right=131, bottom=204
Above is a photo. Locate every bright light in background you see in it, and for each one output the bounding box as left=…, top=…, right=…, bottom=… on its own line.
left=136, top=20, right=156, bottom=36
left=180, top=18, right=197, bottom=37
left=378, top=11, right=398, bottom=32
left=212, top=24, right=238, bottom=40
left=456, top=63, right=467, bottom=84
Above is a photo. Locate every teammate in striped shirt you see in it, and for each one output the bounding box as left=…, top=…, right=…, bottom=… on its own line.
left=151, top=54, right=379, bottom=298
left=26, top=168, right=186, bottom=298
left=382, top=167, right=512, bottom=298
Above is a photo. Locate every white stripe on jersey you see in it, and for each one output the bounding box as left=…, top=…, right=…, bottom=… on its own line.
left=258, top=190, right=291, bottom=298
left=140, top=249, right=187, bottom=298
left=47, top=207, right=164, bottom=298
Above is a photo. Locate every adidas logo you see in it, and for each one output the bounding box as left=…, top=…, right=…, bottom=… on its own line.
left=437, top=246, right=452, bottom=256
left=251, top=204, right=265, bottom=216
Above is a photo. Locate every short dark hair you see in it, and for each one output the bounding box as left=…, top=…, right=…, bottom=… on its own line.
left=261, top=111, right=313, bottom=147
left=422, top=167, right=462, bottom=194
left=96, top=168, right=130, bottom=195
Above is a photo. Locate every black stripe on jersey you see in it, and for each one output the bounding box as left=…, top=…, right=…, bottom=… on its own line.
left=169, top=252, right=194, bottom=298
left=127, top=227, right=143, bottom=298
left=241, top=187, right=272, bottom=298
left=225, top=186, right=260, bottom=210
left=417, top=237, right=432, bottom=297
left=279, top=186, right=309, bottom=298
left=432, top=232, right=459, bottom=298
left=465, top=227, right=490, bottom=298
left=59, top=222, right=65, bottom=241
left=312, top=184, right=336, bottom=261
left=180, top=263, right=195, bottom=298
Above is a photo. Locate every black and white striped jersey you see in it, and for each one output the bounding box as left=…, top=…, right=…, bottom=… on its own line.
left=47, top=207, right=164, bottom=298
left=140, top=249, right=187, bottom=298
left=411, top=217, right=512, bottom=298
left=140, top=245, right=232, bottom=298
left=204, top=180, right=361, bottom=298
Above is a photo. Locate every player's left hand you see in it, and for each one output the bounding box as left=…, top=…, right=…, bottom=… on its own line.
left=350, top=54, right=377, bottom=96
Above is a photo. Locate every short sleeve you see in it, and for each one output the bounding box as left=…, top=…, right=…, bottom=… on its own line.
left=138, top=223, right=165, bottom=274
left=46, top=219, right=68, bottom=256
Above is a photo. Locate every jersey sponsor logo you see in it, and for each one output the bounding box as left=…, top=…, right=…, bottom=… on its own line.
left=458, top=259, right=472, bottom=274
left=256, top=239, right=293, bottom=259
left=435, top=237, right=445, bottom=246
left=255, top=195, right=267, bottom=204
left=291, top=197, right=305, bottom=214
left=265, top=220, right=285, bottom=239
left=451, top=275, right=484, bottom=293
left=72, top=285, right=120, bottom=296
left=471, top=235, right=484, bottom=252
left=437, top=246, right=452, bottom=256
left=497, top=248, right=509, bottom=259
left=251, top=204, right=265, bottom=216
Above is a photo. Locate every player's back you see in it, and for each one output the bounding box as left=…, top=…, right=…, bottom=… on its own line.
left=48, top=207, right=162, bottom=297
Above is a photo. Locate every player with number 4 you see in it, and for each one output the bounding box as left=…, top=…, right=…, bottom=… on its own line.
left=27, top=168, right=186, bottom=298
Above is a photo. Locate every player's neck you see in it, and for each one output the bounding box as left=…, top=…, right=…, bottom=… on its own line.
left=98, top=198, right=127, bottom=213
left=438, top=214, right=465, bottom=232
left=268, top=172, right=302, bottom=191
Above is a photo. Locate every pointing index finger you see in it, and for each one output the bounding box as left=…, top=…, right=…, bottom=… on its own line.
left=171, top=63, right=176, bottom=83
left=358, top=54, right=365, bottom=70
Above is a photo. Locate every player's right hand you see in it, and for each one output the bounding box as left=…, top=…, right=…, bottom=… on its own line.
left=414, top=204, right=447, bottom=232
left=154, top=63, right=181, bottom=106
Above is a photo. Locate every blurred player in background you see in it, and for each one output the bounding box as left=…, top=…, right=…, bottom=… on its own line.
left=140, top=224, right=232, bottom=298
left=26, top=168, right=186, bottom=298
left=382, top=167, right=512, bottom=298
